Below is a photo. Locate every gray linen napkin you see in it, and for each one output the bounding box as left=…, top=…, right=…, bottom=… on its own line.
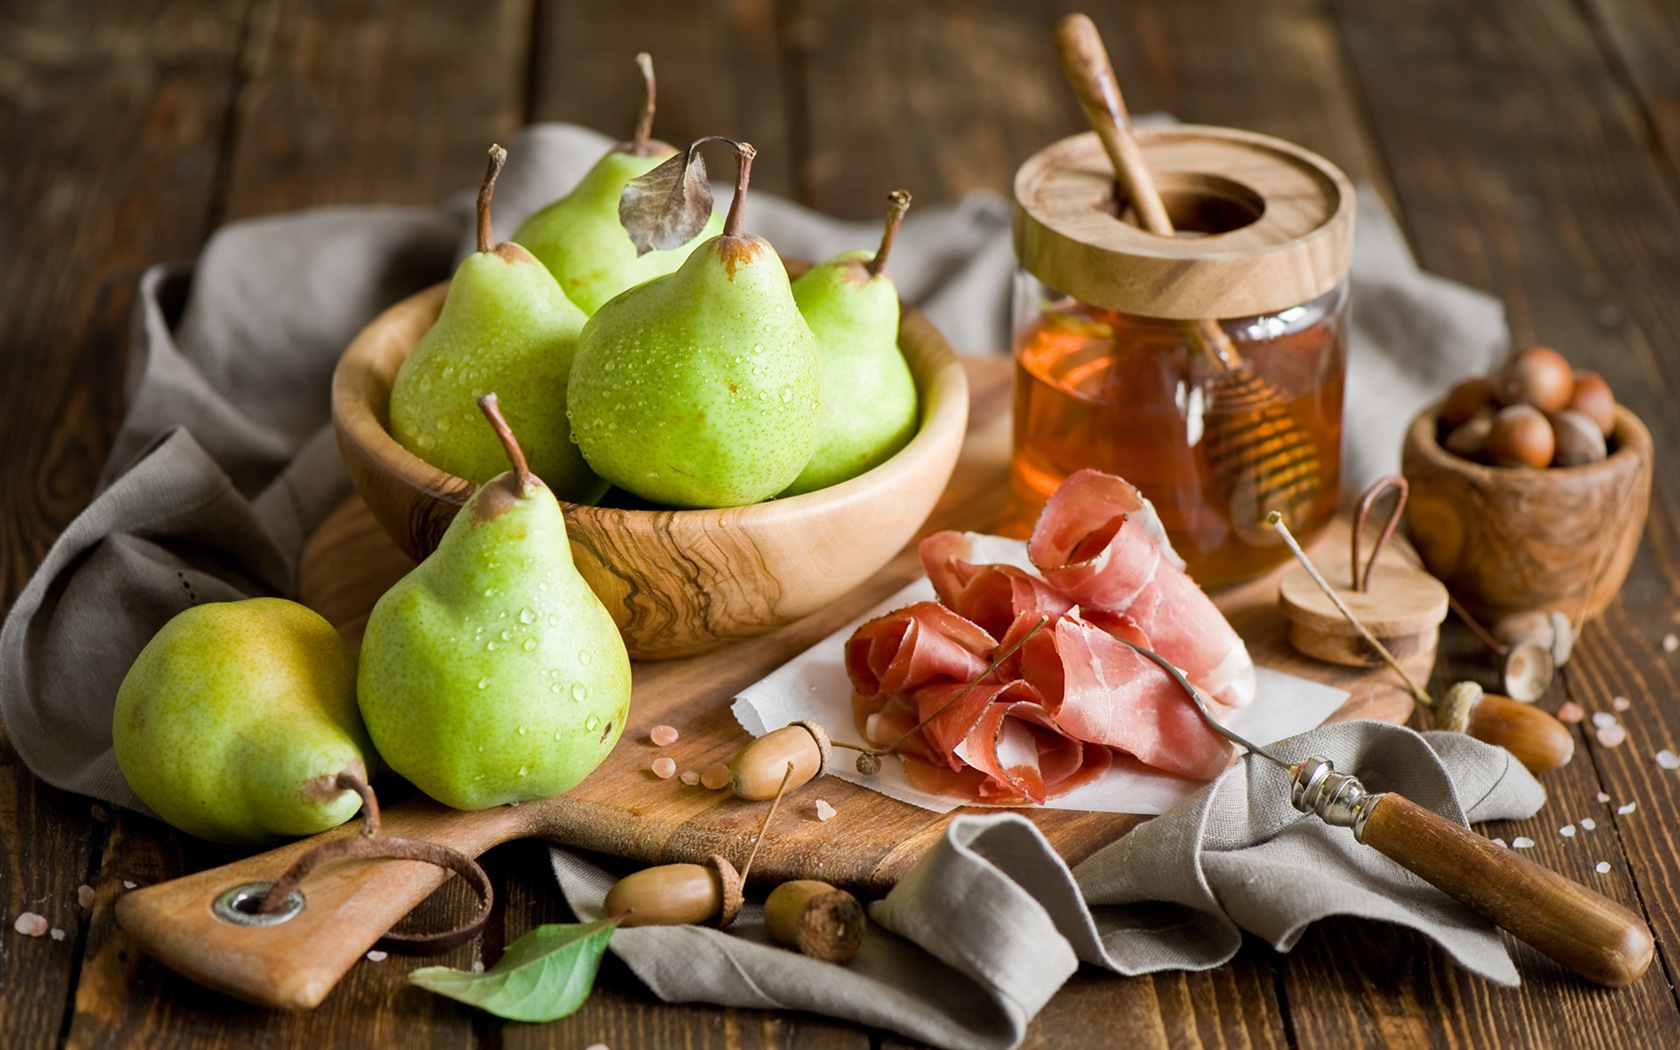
left=0, top=122, right=1525, bottom=1037
left=554, top=722, right=1544, bottom=1050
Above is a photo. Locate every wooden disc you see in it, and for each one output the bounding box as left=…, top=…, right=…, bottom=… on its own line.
left=1279, top=559, right=1449, bottom=668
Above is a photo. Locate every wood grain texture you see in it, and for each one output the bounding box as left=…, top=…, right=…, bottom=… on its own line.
left=0, top=3, right=249, bottom=1047
left=1402, top=403, right=1653, bottom=623
left=527, top=0, right=796, bottom=200
left=1584, top=0, right=1680, bottom=188
left=331, top=282, right=970, bottom=658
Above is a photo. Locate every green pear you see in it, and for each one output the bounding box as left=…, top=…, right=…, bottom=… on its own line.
left=513, top=54, right=723, bottom=314
left=112, top=598, right=376, bottom=845
left=567, top=140, right=821, bottom=508
left=357, top=394, right=632, bottom=811
left=782, top=190, right=921, bottom=496
left=390, top=144, right=606, bottom=504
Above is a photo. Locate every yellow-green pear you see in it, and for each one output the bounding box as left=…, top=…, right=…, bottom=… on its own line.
left=391, top=144, right=606, bottom=503
left=357, top=394, right=631, bottom=811
left=513, top=54, right=723, bottom=314
left=568, top=140, right=821, bottom=508
left=112, top=598, right=376, bottom=845
left=782, top=190, right=920, bottom=496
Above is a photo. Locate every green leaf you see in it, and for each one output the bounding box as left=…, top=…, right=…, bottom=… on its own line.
left=407, top=916, right=621, bottom=1022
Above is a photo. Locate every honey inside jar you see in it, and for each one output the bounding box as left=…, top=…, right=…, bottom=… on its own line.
left=1005, top=284, right=1347, bottom=587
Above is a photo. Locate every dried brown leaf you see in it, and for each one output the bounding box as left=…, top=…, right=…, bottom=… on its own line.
left=619, top=146, right=713, bottom=256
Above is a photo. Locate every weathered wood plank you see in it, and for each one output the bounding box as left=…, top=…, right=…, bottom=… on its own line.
left=793, top=0, right=1387, bottom=219
left=217, top=0, right=530, bottom=216
left=0, top=3, right=251, bottom=1048
left=527, top=0, right=795, bottom=200
left=1309, top=0, right=1680, bottom=1034
left=1584, top=0, right=1680, bottom=188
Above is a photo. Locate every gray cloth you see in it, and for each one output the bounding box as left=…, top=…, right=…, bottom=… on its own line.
left=555, top=722, right=1544, bottom=1050
left=0, top=122, right=1524, bottom=1039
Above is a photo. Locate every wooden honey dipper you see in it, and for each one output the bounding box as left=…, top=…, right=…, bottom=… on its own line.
left=1052, top=14, right=1323, bottom=540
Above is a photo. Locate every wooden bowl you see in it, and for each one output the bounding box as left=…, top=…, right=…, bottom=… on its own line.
left=1400, top=401, right=1652, bottom=624
left=332, top=282, right=969, bottom=660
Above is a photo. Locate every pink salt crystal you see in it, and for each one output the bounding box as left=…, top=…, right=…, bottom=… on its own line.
left=1664, top=634, right=1678, bottom=653
left=649, top=724, right=680, bottom=747
left=651, top=757, right=677, bottom=779
left=679, top=770, right=701, bottom=786
left=366, top=950, right=388, bottom=962
left=1596, top=723, right=1628, bottom=748
left=49, top=928, right=65, bottom=942
left=700, top=763, right=732, bottom=790
left=1557, top=702, right=1585, bottom=724
left=1613, top=696, right=1632, bottom=712
left=76, top=885, right=94, bottom=910
left=584, top=1044, right=611, bottom=1050
left=13, top=913, right=47, bottom=937
left=90, top=804, right=108, bottom=823
left=1597, top=791, right=1612, bottom=803
left=813, top=799, right=837, bottom=821
left=1596, top=861, right=1612, bottom=874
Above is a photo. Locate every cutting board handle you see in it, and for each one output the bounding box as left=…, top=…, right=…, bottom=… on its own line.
left=114, top=800, right=529, bottom=1009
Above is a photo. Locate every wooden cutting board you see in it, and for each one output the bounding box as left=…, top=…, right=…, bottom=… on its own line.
left=292, top=354, right=1423, bottom=891
left=115, top=355, right=1425, bottom=1009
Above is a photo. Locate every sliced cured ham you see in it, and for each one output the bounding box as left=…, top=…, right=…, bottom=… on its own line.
left=1027, top=469, right=1256, bottom=708
left=845, top=469, right=1254, bottom=805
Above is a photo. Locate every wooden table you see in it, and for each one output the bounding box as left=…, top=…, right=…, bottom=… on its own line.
left=3, top=2, right=1679, bottom=1047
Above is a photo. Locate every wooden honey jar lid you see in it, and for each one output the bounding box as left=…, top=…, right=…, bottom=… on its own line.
left=1012, top=125, right=1355, bottom=320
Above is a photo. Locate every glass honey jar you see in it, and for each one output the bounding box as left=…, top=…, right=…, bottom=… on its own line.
left=1008, top=125, right=1356, bottom=587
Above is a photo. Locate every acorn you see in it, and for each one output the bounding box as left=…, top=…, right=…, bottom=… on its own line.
left=730, top=721, right=831, bottom=800
left=603, top=854, right=744, bottom=928
left=763, top=879, right=868, bottom=963
left=1437, top=681, right=1574, bottom=773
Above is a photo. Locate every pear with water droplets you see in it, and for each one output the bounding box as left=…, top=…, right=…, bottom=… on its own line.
left=357, top=395, right=631, bottom=810
left=568, top=139, right=820, bottom=507
left=390, top=144, right=606, bottom=503
left=782, top=190, right=920, bottom=496
left=513, top=53, right=722, bottom=314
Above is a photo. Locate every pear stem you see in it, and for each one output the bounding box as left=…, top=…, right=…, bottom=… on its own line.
left=631, top=52, right=657, bottom=156
left=722, top=140, right=758, bottom=239
left=477, top=144, right=508, bottom=254
left=866, top=189, right=913, bottom=278
left=477, top=393, right=535, bottom=490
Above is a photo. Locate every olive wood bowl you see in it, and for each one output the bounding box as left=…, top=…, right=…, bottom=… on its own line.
left=332, top=281, right=969, bottom=660
left=1400, top=401, right=1651, bottom=624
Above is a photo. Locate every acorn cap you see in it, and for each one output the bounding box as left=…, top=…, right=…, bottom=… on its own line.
left=791, top=720, right=832, bottom=775
left=707, top=854, right=744, bottom=929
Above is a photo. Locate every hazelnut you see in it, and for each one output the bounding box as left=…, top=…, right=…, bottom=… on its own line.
left=1442, top=408, right=1495, bottom=461
left=1495, top=346, right=1575, bottom=412
left=1566, top=370, right=1617, bottom=437
left=1549, top=410, right=1608, bottom=467
left=1486, top=404, right=1554, bottom=468
left=1441, top=375, right=1497, bottom=430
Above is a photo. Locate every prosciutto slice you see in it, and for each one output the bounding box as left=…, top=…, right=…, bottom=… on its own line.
left=845, top=468, right=1253, bottom=805
left=1027, top=469, right=1256, bottom=708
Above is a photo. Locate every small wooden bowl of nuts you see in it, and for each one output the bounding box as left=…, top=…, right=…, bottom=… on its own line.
left=1401, top=347, right=1652, bottom=623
